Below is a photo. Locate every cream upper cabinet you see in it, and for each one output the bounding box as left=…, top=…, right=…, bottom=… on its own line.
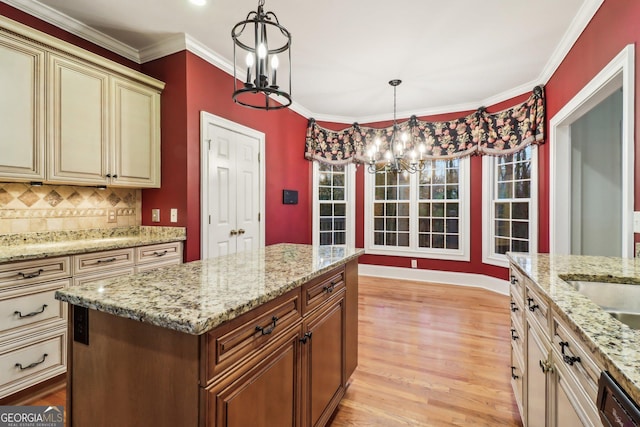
left=47, top=53, right=109, bottom=185
left=110, top=77, right=161, bottom=188
left=0, top=34, right=45, bottom=181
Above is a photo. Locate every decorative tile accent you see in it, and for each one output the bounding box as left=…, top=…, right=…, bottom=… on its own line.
left=0, top=183, right=141, bottom=232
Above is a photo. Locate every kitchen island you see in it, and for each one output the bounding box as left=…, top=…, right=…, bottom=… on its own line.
left=55, top=243, right=363, bottom=427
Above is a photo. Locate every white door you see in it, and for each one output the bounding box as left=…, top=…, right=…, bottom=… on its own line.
left=201, top=113, right=264, bottom=258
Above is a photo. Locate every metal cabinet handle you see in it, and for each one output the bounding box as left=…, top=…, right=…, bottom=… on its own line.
left=510, top=328, right=519, bottom=341
left=96, top=257, right=117, bottom=264
left=300, top=332, right=313, bottom=344
left=15, top=353, right=48, bottom=371
left=559, top=341, right=581, bottom=365
left=14, top=304, right=47, bottom=319
left=106, top=173, right=111, bottom=178
left=527, top=297, right=539, bottom=312
left=230, top=229, right=238, bottom=236
left=323, top=281, right=336, bottom=293
left=238, top=229, right=245, bottom=235
left=510, top=301, right=519, bottom=312
left=255, top=316, right=278, bottom=336
left=153, top=250, right=168, bottom=257
left=511, top=366, right=519, bottom=380
left=17, top=269, right=44, bottom=279
left=510, top=275, right=518, bottom=285
left=539, top=359, right=553, bottom=374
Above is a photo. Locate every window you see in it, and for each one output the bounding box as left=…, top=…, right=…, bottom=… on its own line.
left=365, top=158, right=470, bottom=261
left=313, top=162, right=355, bottom=246
left=482, top=145, right=538, bottom=267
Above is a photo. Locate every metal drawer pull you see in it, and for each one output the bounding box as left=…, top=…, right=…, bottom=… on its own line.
left=539, top=359, right=553, bottom=374
left=17, top=269, right=44, bottom=279
left=96, top=257, right=117, bottom=264
left=510, top=328, right=519, bottom=341
left=153, top=250, right=168, bottom=257
left=323, top=281, right=336, bottom=293
left=510, top=301, right=519, bottom=312
left=527, top=297, right=539, bottom=312
left=14, top=304, right=48, bottom=319
left=559, top=341, right=581, bottom=365
left=510, top=275, right=518, bottom=285
left=511, top=366, right=519, bottom=380
left=300, top=332, right=313, bottom=344
left=15, top=353, right=48, bottom=371
left=255, top=316, right=278, bottom=335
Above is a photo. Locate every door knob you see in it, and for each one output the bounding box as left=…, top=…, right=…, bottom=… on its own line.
left=230, top=229, right=238, bottom=236
left=238, top=229, right=245, bottom=235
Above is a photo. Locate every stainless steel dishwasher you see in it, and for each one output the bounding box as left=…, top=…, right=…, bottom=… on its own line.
left=597, top=371, right=640, bottom=426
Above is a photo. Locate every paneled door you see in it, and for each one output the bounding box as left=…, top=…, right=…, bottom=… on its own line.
left=201, top=113, right=264, bottom=258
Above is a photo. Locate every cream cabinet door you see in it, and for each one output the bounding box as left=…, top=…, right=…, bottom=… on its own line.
left=0, top=35, right=45, bottom=181
left=110, top=77, right=161, bottom=188
left=47, top=53, right=109, bottom=185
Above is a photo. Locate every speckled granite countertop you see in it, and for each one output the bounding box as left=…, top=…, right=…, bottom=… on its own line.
left=507, top=252, right=640, bottom=404
left=56, top=244, right=363, bottom=335
left=0, top=226, right=186, bottom=263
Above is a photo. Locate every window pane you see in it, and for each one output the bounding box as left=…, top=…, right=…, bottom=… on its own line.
left=375, top=187, right=385, bottom=200
left=495, top=203, right=510, bottom=219
left=315, top=164, right=350, bottom=246
left=334, top=218, right=346, bottom=231
left=386, top=218, right=397, bottom=231
left=419, top=186, right=431, bottom=199
left=374, top=232, right=384, bottom=245
left=512, top=240, right=529, bottom=252
left=512, top=221, right=528, bottom=239
left=446, top=219, right=458, bottom=233
left=498, top=164, right=513, bottom=182
left=432, top=219, right=444, bottom=233
left=495, top=238, right=510, bottom=254
left=432, top=234, right=445, bottom=248
left=446, top=235, right=459, bottom=249
left=386, top=187, right=397, bottom=200
left=374, top=218, right=384, bottom=231
left=386, top=233, right=397, bottom=246
left=334, top=232, right=346, bottom=245
left=419, top=203, right=430, bottom=216
left=432, top=203, right=444, bottom=217
left=419, top=234, right=430, bottom=248
left=512, top=202, right=528, bottom=220
left=446, top=203, right=459, bottom=217
left=419, top=219, right=430, bottom=232
left=333, top=173, right=344, bottom=186
left=319, top=187, right=331, bottom=200
left=320, top=218, right=332, bottom=231
left=398, top=218, right=409, bottom=232
left=432, top=185, right=445, bottom=199
left=374, top=203, right=384, bottom=216
left=398, top=233, right=409, bottom=247
left=515, top=181, right=530, bottom=198
left=447, top=169, right=458, bottom=184
left=398, top=203, right=410, bottom=216
left=333, top=188, right=345, bottom=200
left=320, top=204, right=332, bottom=216
left=320, top=232, right=332, bottom=245
left=334, top=203, right=346, bottom=216
left=498, top=182, right=512, bottom=199
left=495, top=220, right=510, bottom=237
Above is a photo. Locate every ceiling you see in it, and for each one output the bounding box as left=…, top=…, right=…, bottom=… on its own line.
left=4, top=0, right=602, bottom=123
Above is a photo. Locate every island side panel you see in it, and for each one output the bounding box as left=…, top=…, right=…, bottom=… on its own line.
left=68, top=306, right=200, bottom=427
left=345, top=259, right=358, bottom=380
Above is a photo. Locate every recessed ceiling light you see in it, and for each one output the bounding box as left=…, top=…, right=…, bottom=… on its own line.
left=190, top=0, right=206, bottom=5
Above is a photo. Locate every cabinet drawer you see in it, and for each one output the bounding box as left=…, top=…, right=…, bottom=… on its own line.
left=0, top=327, right=66, bottom=399
left=0, top=257, right=71, bottom=289
left=136, top=259, right=181, bottom=273
left=302, top=267, right=345, bottom=315
left=525, top=285, right=550, bottom=338
left=552, top=316, right=602, bottom=404
left=0, top=279, right=68, bottom=342
left=510, top=342, right=525, bottom=417
left=73, top=249, right=134, bottom=275
left=510, top=317, right=525, bottom=359
left=509, top=266, right=525, bottom=299
left=135, top=242, right=182, bottom=265
left=510, top=291, right=524, bottom=329
left=72, top=267, right=134, bottom=286
left=203, top=288, right=301, bottom=384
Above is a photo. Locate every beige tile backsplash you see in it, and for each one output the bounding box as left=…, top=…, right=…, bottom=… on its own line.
left=0, top=183, right=141, bottom=234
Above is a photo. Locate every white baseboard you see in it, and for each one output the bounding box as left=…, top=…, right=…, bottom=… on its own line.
left=358, top=264, right=509, bottom=296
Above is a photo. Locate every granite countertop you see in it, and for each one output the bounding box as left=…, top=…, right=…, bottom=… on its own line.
left=56, top=243, right=364, bottom=335
left=507, top=252, right=640, bottom=404
left=0, top=226, right=186, bottom=263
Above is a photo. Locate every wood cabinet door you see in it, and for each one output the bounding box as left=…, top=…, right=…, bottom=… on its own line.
left=0, top=35, right=45, bottom=181
left=110, top=77, right=160, bottom=188
left=526, top=323, right=548, bottom=427
left=205, top=326, right=301, bottom=427
left=302, top=294, right=345, bottom=427
left=47, top=53, right=109, bottom=185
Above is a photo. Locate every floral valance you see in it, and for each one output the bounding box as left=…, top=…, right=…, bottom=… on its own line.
left=304, top=86, right=545, bottom=164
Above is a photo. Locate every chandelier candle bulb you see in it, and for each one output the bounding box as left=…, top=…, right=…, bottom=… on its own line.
left=245, top=53, right=254, bottom=84
left=271, top=55, right=279, bottom=87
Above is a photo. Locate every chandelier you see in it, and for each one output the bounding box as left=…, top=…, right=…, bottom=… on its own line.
left=231, top=0, right=292, bottom=110
left=366, top=80, right=427, bottom=174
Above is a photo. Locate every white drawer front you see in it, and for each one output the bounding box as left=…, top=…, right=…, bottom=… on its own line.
left=0, top=257, right=71, bottom=290
left=135, top=242, right=182, bottom=265
left=136, top=259, right=181, bottom=273
left=73, top=267, right=134, bottom=286
left=0, top=279, right=68, bottom=341
left=73, top=248, right=135, bottom=275
left=0, top=328, right=66, bottom=398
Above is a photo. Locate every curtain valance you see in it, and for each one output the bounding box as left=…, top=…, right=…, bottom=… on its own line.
left=304, top=86, right=545, bottom=164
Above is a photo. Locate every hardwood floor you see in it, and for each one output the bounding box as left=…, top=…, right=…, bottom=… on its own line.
left=27, top=276, right=522, bottom=426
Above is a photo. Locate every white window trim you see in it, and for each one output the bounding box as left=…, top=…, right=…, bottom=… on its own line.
left=482, top=146, right=538, bottom=268
left=312, top=162, right=356, bottom=247
left=364, top=157, right=470, bottom=261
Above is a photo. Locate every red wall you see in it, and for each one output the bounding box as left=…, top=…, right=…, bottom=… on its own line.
left=540, top=0, right=640, bottom=252
left=141, top=52, right=311, bottom=261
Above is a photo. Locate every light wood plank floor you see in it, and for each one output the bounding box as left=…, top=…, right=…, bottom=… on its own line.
left=28, top=276, right=522, bottom=426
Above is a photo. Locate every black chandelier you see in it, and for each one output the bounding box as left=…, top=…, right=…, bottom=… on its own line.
left=231, top=0, right=292, bottom=110
left=366, top=80, right=427, bottom=174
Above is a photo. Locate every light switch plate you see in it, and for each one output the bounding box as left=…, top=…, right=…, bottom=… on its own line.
left=634, top=212, right=640, bottom=233
left=151, top=209, right=160, bottom=222
left=107, top=209, right=117, bottom=223
left=170, top=208, right=178, bottom=223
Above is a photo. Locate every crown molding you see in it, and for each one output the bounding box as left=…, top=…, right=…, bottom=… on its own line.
left=1, top=0, right=140, bottom=62
left=538, top=0, right=605, bottom=83
left=138, top=33, right=187, bottom=63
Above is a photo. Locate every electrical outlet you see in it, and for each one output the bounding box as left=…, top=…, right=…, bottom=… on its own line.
left=170, top=208, right=178, bottom=223
left=411, top=259, right=417, bottom=269
left=107, top=209, right=117, bottom=223
left=634, top=212, right=640, bottom=233
left=151, top=209, right=160, bottom=222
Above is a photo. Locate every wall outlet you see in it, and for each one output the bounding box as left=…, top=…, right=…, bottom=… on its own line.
left=151, top=209, right=160, bottom=222
left=107, top=209, right=117, bottom=223
left=634, top=212, right=640, bottom=233
left=170, top=208, right=178, bottom=223
left=411, top=259, right=417, bottom=269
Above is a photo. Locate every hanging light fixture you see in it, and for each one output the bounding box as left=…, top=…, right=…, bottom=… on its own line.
left=366, top=80, right=427, bottom=174
left=232, top=0, right=292, bottom=110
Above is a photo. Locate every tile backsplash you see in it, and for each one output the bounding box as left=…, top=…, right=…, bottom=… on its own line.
left=0, top=182, right=140, bottom=234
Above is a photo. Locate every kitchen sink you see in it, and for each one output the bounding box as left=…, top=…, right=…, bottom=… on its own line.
left=566, top=281, right=640, bottom=329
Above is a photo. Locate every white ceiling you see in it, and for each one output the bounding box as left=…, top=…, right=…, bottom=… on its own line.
left=4, top=0, right=602, bottom=123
